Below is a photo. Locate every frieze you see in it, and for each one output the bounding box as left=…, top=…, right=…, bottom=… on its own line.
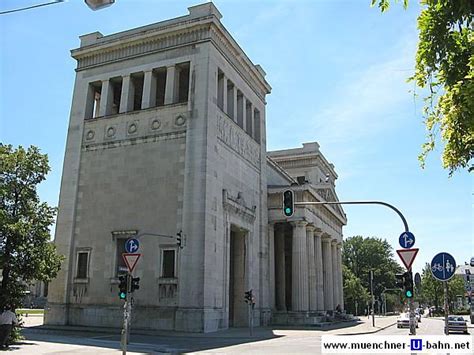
left=216, top=114, right=260, bottom=168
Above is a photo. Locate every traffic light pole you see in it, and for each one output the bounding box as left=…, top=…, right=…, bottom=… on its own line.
left=293, top=200, right=414, bottom=334
left=121, top=273, right=132, bottom=355
left=408, top=270, right=416, bottom=335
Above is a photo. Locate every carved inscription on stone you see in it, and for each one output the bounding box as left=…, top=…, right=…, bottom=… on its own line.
left=216, top=114, right=260, bottom=168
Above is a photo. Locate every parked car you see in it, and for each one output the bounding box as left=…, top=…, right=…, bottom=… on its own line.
left=445, top=315, right=468, bottom=334
left=397, top=313, right=418, bottom=328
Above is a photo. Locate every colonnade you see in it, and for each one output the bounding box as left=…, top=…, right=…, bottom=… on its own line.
left=270, top=221, right=343, bottom=313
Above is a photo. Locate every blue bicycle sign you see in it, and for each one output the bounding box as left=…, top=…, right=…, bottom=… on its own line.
left=430, top=252, right=456, bottom=281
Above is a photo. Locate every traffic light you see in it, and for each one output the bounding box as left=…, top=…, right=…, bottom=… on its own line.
left=404, top=271, right=414, bottom=298
left=118, top=275, right=128, bottom=300
left=283, top=190, right=294, bottom=217
left=395, top=273, right=405, bottom=289
left=177, top=230, right=183, bottom=249
left=131, top=277, right=140, bottom=292
left=244, top=289, right=253, bottom=303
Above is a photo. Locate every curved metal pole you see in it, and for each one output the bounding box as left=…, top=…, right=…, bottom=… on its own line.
left=294, top=200, right=409, bottom=232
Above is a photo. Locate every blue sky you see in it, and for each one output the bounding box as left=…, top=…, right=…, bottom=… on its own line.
left=0, top=0, right=472, bottom=274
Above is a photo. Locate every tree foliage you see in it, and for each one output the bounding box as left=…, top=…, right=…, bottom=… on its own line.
left=419, top=262, right=466, bottom=311
left=343, top=265, right=370, bottom=315
left=343, top=236, right=403, bottom=312
left=0, top=144, right=63, bottom=308
left=372, top=0, right=474, bottom=174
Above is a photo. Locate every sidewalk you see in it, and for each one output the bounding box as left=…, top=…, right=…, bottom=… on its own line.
left=21, top=314, right=398, bottom=339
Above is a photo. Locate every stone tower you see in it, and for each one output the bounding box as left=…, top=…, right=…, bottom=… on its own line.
left=46, top=2, right=271, bottom=332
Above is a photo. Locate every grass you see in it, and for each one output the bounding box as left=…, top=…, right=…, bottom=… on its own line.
left=16, top=309, right=44, bottom=315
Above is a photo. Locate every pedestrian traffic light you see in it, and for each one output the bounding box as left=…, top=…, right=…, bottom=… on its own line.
left=118, top=275, right=128, bottom=300
left=131, top=277, right=140, bottom=292
left=283, top=190, right=294, bottom=217
left=404, top=271, right=414, bottom=298
left=395, top=273, right=405, bottom=289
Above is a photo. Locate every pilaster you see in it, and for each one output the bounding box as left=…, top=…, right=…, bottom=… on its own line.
left=141, top=70, right=157, bottom=109
left=331, top=240, right=338, bottom=310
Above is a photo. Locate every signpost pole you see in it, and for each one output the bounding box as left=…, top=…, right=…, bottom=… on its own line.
left=409, top=270, right=416, bottom=335
left=126, top=273, right=132, bottom=345
left=370, top=270, right=375, bottom=327
left=121, top=273, right=129, bottom=355
left=444, top=282, right=449, bottom=335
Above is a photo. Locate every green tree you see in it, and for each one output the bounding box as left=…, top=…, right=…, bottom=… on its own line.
left=372, top=0, right=474, bottom=174
left=343, top=265, right=370, bottom=315
left=420, top=262, right=466, bottom=311
left=343, top=236, right=403, bottom=312
left=0, top=144, right=63, bottom=308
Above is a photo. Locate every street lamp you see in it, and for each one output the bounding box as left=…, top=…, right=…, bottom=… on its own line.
left=84, top=0, right=115, bottom=10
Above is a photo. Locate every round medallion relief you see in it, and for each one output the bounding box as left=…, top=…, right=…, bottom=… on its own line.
left=128, top=122, right=137, bottom=134
left=151, top=119, right=161, bottom=131
left=175, top=115, right=186, bottom=127
left=106, top=126, right=116, bottom=138
left=86, top=130, right=95, bottom=140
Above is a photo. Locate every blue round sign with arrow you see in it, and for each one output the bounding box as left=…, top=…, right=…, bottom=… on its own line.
left=399, top=231, right=415, bottom=249
left=431, top=252, right=456, bottom=281
left=125, top=238, right=140, bottom=253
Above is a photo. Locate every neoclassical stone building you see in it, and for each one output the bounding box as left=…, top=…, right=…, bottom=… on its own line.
left=46, top=2, right=346, bottom=332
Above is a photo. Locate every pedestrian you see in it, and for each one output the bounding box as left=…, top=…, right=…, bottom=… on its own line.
left=0, top=305, right=18, bottom=350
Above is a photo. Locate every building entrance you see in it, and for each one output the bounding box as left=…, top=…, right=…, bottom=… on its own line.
left=229, top=227, right=247, bottom=327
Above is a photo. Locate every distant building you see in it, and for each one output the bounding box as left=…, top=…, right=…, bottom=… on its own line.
left=46, top=2, right=346, bottom=332
left=455, top=263, right=474, bottom=308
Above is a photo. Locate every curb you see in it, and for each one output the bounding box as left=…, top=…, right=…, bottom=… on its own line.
left=341, top=321, right=397, bottom=335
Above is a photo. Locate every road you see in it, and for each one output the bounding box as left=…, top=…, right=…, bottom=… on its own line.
left=12, top=314, right=472, bottom=354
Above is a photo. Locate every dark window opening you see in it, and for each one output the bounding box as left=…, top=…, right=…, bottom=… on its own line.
left=253, top=108, right=261, bottom=143
left=177, top=62, right=190, bottom=103
left=217, top=69, right=224, bottom=110
left=116, top=239, right=127, bottom=276
left=156, top=68, right=167, bottom=106
left=110, top=77, right=122, bottom=115
left=86, top=81, right=102, bottom=119
left=131, top=72, right=144, bottom=111
left=43, top=282, right=49, bottom=298
left=162, top=250, right=176, bottom=278
left=237, top=91, right=244, bottom=128
left=76, top=252, right=89, bottom=279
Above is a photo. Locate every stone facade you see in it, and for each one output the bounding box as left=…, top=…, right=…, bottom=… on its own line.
left=45, top=2, right=346, bottom=332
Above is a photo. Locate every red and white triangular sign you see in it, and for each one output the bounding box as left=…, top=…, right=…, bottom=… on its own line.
left=122, top=253, right=141, bottom=273
left=396, top=248, right=419, bottom=270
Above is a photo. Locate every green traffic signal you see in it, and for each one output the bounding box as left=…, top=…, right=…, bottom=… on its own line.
left=283, top=190, right=294, bottom=217
left=405, top=290, right=413, bottom=298
left=119, top=291, right=126, bottom=299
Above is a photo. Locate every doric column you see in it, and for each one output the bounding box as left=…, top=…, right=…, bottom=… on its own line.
left=337, top=242, right=344, bottom=310
left=268, top=223, right=275, bottom=310
left=164, top=65, right=177, bottom=105
left=332, top=240, right=339, bottom=310
left=222, top=76, right=228, bottom=113
left=98, top=79, right=113, bottom=117
left=141, top=70, right=157, bottom=109
left=306, top=225, right=317, bottom=311
left=322, top=235, right=333, bottom=310
left=314, top=230, right=324, bottom=310
left=275, top=225, right=286, bottom=311
left=119, top=75, right=134, bottom=113
left=291, top=221, right=309, bottom=311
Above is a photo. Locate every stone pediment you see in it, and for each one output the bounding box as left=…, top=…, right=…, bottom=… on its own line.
left=313, top=185, right=346, bottom=222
